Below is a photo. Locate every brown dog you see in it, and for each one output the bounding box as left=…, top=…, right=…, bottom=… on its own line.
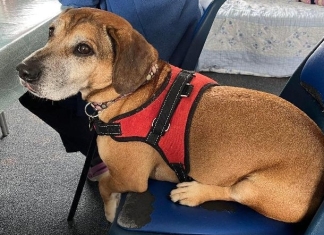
left=17, top=8, right=324, bottom=223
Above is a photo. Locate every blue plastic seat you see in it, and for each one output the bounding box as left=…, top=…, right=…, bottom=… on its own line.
left=109, top=180, right=298, bottom=235
left=305, top=200, right=324, bottom=235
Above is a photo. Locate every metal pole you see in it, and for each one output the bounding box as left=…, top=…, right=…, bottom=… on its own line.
left=67, top=132, right=97, bottom=221
left=0, top=111, right=9, bottom=137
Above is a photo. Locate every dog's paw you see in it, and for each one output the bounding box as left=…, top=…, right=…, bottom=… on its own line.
left=170, top=181, right=204, bottom=207
left=104, top=193, right=121, bottom=222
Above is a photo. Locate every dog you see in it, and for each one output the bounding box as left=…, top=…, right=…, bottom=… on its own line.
left=17, top=8, right=324, bottom=223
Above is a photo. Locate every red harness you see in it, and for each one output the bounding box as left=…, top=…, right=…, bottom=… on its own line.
left=94, top=66, right=218, bottom=181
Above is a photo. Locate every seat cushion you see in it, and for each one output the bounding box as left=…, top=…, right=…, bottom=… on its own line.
left=110, top=179, right=298, bottom=235
left=300, top=40, right=324, bottom=108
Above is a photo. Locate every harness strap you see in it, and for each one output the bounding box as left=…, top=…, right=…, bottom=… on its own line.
left=146, top=70, right=195, bottom=146
left=92, top=120, right=121, bottom=135
left=170, top=163, right=193, bottom=182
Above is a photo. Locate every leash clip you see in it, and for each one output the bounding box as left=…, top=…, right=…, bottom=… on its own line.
left=85, top=102, right=99, bottom=131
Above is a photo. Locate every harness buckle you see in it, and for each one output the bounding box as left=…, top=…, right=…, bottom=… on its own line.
left=152, top=118, right=170, bottom=133
left=181, top=83, right=193, bottom=97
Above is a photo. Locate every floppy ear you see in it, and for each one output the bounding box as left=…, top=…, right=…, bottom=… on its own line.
left=107, top=27, right=158, bottom=95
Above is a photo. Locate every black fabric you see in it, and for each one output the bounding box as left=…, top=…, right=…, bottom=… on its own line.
left=19, top=92, right=94, bottom=157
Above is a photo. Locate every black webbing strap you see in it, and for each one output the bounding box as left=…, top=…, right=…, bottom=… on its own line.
left=170, top=163, right=193, bottom=182
left=146, top=70, right=194, bottom=145
left=92, top=118, right=121, bottom=136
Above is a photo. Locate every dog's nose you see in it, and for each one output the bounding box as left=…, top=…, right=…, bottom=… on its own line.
left=16, top=63, right=41, bottom=82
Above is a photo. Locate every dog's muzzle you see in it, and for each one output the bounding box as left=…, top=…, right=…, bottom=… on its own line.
left=16, top=62, right=42, bottom=83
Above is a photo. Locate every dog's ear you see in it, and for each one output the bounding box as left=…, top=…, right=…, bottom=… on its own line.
left=107, top=27, right=158, bottom=95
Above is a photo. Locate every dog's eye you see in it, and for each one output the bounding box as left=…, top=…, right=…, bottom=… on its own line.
left=49, top=27, right=55, bottom=38
left=74, top=43, right=94, bottom=56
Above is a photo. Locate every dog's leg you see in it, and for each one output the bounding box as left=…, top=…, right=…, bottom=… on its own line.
left=170, top=181, right=232, bottom=206
left=98, top=167, right=151, bottom=222
left=98, top=173, right=121, bottom=222
left=229, top=174, right=316, bottom=222
left=170, top=176, right=315, bottom=222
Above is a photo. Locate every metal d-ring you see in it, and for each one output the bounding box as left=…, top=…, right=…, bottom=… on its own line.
left=84, top=102, right=99, bottom=118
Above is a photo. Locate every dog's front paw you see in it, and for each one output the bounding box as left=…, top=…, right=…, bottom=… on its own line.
left=170, top=181, right=204, bottom=207
left=104, top=193, right=121, bottom=222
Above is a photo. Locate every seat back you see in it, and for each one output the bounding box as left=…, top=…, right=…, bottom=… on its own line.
left=305, top=201, right=324, bottom=235
left=169, top=0, right=226, bottom=70
left=280, top=38, right=324, bottom=235
left=300, top=43, right=324, bottom=109
left=280, top=38, right=324, bottom=132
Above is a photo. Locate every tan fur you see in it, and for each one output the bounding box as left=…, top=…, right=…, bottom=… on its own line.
left=17, top=8, right=324, bottom=223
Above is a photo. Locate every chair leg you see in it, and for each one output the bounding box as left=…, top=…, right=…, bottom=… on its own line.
left=0, top=111, right=9, bottom=137
left=67, top=132, right=97, bottom=221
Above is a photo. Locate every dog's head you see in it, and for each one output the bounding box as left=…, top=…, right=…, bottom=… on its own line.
left=16, top=8, right=158, bottom=101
